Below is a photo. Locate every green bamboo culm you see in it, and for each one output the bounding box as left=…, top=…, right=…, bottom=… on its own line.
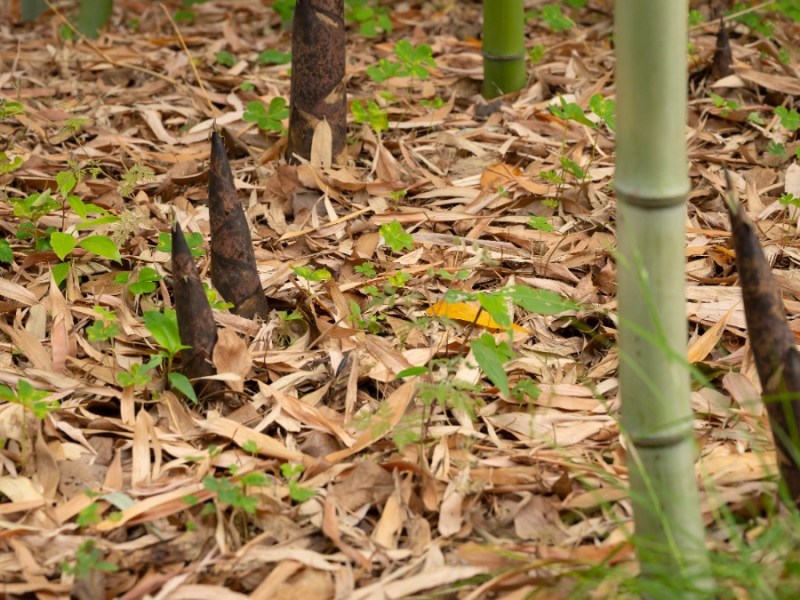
left=21, top=0, right=48, bottom=21
left=481, top=0, right=526, bottom=99
left=77, top=0, right=113, bottom=39
left=615, top=0, right=714, bottom=596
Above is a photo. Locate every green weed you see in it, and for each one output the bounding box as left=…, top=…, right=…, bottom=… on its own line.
left=257, top=49, right=291, bottom=65
left=244, top=97, right=289, bottom=134
left=114, top=266, right=162, bottom=296
left=345, top=0, right=392, bottom=37
left=351, top=99, right=389, bottom=134
left=173, top=0, right=209, bottom=24
left=0, top=380, right=58, bottom=421
left=156, top=230, right=205, bottom=258
left=280, top=463, right=316, bottom=503
left=61, top=540, right=118, bottom=579
left=215, top=50, right=237, bottom=67
left=366, top=40, right=435, bottom=82
left=379, top=220, right=414, bottom=253
left=86, top=306, right=120, bottom=343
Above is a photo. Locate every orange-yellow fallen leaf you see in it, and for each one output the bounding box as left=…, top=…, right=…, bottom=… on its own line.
left=426, top=301, right=531, bottom=334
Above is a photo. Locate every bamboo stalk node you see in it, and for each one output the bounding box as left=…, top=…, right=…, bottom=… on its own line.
left=628, top=424, right=695, bottom=448
left=617, top=191, right=687, bottom=209
left=481, top=50, right=526, bottom=62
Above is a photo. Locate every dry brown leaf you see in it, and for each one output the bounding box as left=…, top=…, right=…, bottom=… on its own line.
left=212, top=328, right=251, bottom=393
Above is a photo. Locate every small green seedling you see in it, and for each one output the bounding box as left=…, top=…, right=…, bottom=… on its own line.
left=173, top=0, right=209, bottom=23
left=118, top=164, right=155, bottom=199
left=0, top=239, right=12, bottom=264
left=349, top=300, right=384, bottom=334
left=528, top=45, right=546, bottom=64
left=61, top=541, right=118, bottom=579
left=351, top=99, right=389, bottom=134
left=0, top=152, right=23, bottom=175
left=50, top=232, right=121, bottom=263
left=280, top=463, right=316, bottom=503
left=355, top=262, right=377, bottom=277
left=688, top=9, right=705, bottom=27
left=512, top=378, right=542, bottom=402
left=204, top=284, right=234, bottom=311
left=528, top=216, right=555, bottom=232
left=203, top=471, right=269, bottom=514
left=589, top=94, right=616, bottom=132
left=244, top=98, right=289, bottom=133
left=76, top=501, right=104, bottom=528
left=379, top=220, right=414, bottom=253
left=776, top=106, right=800, bottom=131
left=367, top=59, right=403, bottom=83
left=394, top=40, right=436, bottom=79
left=730, top=2, right=774, bottom=37
left=429, top=268, right=471, bottom=282
left=549, top=97, right=594, bottom=128
left=438, top=285, right=579, bottom=402
left=60, top=117, right=91, bottom=137
left=0, top=99, right=24, bottom=119
left=767, top=140, right=788, bottom=159
left=273, top=0, right=296, bottom=22
left=387, top=270, right=411, bottom=288
left=532, top=4, right=574, bottom=32
left=278, top=310, right=304, bottom=322
left=293, top=265, right=332, bottom=283
left=0, top=380, right=58, bottom=420
left=116, top=356, right=161, bottom=389
left=215, top=51, right=237, bottom=67
left=560, top=156, right=584, bottom=180
left=156, top=231, right=204, bottom=258
left=420, top=97, right=446, bottom=109
left=257, top=50, right=291, bottom=65
left=345, top=0, right=392, bottom=37
left=366, top=40, right=435, bottom=82
left=11, top=191, right=60, bottom=225
left=142, top=308, right=196, bottom=403
left=86, top=307, right=120, bottom=343
left=709, top=92, right=739, bottom=118
left=114, top=267, right=162, bottom=296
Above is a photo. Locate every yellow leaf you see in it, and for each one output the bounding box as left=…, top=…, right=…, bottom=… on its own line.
left=426, top=301, right=531, bottom=334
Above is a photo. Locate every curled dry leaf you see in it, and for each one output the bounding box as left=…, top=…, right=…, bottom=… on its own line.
left=209, top=130, right=270, bottom=320
left=212, top=327, right=251, bottom=393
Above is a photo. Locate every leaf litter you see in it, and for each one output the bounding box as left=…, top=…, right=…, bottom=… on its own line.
left=0, top=0, right=799, bottom=597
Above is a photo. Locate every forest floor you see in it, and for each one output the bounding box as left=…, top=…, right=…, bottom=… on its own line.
left=1, top=1, right=800, bottom=598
